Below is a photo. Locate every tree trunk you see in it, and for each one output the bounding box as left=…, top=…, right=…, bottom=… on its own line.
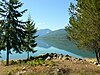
left=27, top=52, right=29, bottom=59
left=6, top=40, right=10, bottom=66
left=6, top=48, right=9, bottom=66
left=95, top=49, right=100, bottom=64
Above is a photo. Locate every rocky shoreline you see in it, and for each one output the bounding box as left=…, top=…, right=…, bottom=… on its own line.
left=15, top=53, right=98, bottom=75
left=0, top=53, right=99, bottom=75
left=0, top=53, right=96, bottom=65
left=27, top=53, right=96, bottom=64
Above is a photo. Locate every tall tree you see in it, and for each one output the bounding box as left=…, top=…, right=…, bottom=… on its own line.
left=0, top=0, right=27, bottom=66
left=24, top=15, right=37, bottom=59
left=65, top=0, right=100, bottom=64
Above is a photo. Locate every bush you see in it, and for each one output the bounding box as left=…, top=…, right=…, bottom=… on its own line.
left=10, top=60, right=17, bottom=65
left=27, top=59, right=45, bottom=66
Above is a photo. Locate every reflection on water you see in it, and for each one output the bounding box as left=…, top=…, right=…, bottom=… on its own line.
left=36, top=39, right=95, bottom=58
left=0, top=39, right=95, bottom=60
left=36, top=40, right=51, bottom=49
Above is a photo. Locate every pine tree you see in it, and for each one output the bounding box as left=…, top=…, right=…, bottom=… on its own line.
left=0, top=0, right=27, bottom=66
left=24, top=15, right=37, bottom=59
left=65, top=0, right=100, bottom=64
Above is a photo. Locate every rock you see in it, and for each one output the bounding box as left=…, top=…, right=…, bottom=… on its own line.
left=16, top=71, right=26, bottom=75
left=94, top=62, right=100, bottom=66
left=38, top=53, right=50, bottom=59
left=94, top=62, right=97, bottom=65
left=58, top=56, right=62, bottom=60
left=45, top=53, right=50, bottom=56
left=53, top=56, right=57, bottom=59
left=71, top=57, right=76, bottom=61
left=22, top=67, right=26, bottom=71
left=48, top=67, right=68, bottom=75
left=53, top=53, right=57, bottom=57
left=97, top=64, right=100, bottom=66
left=56, top=68, right=60, bottom=72
left=62, top=56, right=67, bottom=60
left=78, top=58, right=83, bottom=62
left=65, top=54, right=70, bottom=57
left=66, top=57, right=70, bottom=60
left=58, top=54, right=63, bottom=60
left=45, top=56, right=51, bottom=60
left=50, top=53, right=54, bottom=56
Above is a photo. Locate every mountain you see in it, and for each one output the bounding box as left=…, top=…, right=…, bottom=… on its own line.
left=36, top=29, right=52, bottom=36
left=39, top=38, right=95, bottom=58
left=36, top=29, right=95, bottom=58
left=36, top=39, right=51, bottom=49
left=38, top=29, right=67, bottom=39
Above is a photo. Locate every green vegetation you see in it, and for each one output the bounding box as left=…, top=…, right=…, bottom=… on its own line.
left=0, top=0, right=27, bottom=66
left=0, top=55, right=55, bottom=67
left=0, top=0, right=99, bottom=75
left=36, top=29, right=52, bottom=36
left=26, top=58, right=54, bottom=66
left=0, top=58, right=100, bottom=75
left=0, top=0, right=37, bottom=66
left=27, top=59, right=45, bottom=66
left=65, top=0, right=100, bottom=64
left=24, top=15, right=37, bottom=59
left=38, top=29, right=67, bottom=40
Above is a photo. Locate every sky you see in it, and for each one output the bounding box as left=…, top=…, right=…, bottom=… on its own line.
left=17, top=0, right=74, bottom=30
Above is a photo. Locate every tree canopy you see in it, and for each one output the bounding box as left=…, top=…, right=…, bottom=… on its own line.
left=24, top=15, right=37, bottom=59
left=0, top=0, right=27, bottom=65
left=65, top=0, right=100, bottom=64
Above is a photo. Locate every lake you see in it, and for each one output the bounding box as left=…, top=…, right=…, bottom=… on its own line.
left=0, top=39, right=95, bottom=60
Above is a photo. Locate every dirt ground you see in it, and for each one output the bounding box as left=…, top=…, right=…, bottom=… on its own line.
left=0, top=59, right=100, bottom=75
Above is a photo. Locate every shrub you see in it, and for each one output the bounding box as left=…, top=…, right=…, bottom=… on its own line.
left=10, top=60, right=17, bottom=65
left=27, top=59, right=45, bottom=66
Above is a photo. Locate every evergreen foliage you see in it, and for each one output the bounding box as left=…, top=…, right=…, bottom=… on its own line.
left=65, top=0, right=100, bottom=64
left=0, top=0, right=27, bottom=66
left=24, top=15, right=37, bottom=59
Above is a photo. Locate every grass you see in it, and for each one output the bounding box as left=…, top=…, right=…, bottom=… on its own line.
left=0, top=58, right=100, bottom=75
left=0, top=65, right=23, bottom=75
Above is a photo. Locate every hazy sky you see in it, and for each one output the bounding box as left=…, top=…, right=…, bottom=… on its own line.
left=20, top=0, right=74, bottom=30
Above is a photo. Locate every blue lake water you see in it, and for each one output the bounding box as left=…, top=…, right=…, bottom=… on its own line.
left=0, top=39, right=95, bottom=60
